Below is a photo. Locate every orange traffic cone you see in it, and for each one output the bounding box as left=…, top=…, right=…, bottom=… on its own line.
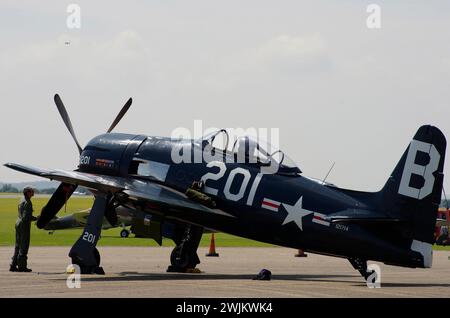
left=295, top=249, right=308, bottom=257
left=205, top=233, right=219, bottom=257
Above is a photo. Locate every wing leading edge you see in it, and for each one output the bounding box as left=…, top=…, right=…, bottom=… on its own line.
left=4, top=162, right=235, bottom=219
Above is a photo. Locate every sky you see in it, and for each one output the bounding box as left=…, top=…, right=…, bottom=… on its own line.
left=0, top=1, right=449, bottom=194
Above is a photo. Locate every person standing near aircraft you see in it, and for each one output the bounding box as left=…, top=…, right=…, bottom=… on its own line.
left=10, top=186, right=38, bottom=272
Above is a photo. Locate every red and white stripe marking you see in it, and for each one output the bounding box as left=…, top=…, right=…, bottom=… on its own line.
left=312, top=212, right=330, bottom=226
left=261, top=198, right=281, bottom=212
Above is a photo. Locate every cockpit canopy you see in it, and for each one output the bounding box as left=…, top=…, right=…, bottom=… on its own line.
left=198, top=129, right=301, bottom=175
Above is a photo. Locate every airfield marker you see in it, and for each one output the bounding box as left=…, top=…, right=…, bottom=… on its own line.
left=295, top=249, right=308, bottom=257
left=206, top=233, right=219, bottom=257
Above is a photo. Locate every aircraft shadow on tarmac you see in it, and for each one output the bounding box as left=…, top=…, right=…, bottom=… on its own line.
left=351, top=282, right=450, bottom=288
left=62, top=272, right=364, bottom=285
left=49, top=272, right=450, bottom=288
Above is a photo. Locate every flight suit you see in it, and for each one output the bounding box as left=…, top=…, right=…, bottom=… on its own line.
left=11, top=197, right=36, bottom=269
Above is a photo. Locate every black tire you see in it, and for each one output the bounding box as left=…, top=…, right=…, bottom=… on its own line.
left=93, top=247, right=101, bottom=267
left=170, top=245, right=190, bottom=270
left=120, top=229, right=130, bottom=238
left=70, top=248, right=101, bottom=274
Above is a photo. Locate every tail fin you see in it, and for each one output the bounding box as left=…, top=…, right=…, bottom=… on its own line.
left=380, top=125, right=446, bottom=266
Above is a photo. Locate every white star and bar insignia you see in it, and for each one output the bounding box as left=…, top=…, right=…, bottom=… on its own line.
left=281, top=196, right=313, bottom=230
left=281, top=196, right=331, bottom=230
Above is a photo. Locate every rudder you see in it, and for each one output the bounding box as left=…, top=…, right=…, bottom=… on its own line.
left=380, top=125, right=446, bottom=267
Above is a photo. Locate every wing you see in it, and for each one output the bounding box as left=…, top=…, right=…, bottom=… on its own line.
left=4, top=162, right=235, bottom=219
left=5, top=163, right=123, bottom=192
left=123, top=186, right=235, bottom=218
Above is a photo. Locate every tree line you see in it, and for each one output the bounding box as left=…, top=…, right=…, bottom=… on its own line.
left=0, top=184, right=57, bottom=194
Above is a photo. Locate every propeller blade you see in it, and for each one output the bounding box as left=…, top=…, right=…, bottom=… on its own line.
left=37, top=183, right=77, bottom=229
left=54, top=94, right=83, bottom=154
left=107, top=97, right=132, bottom=133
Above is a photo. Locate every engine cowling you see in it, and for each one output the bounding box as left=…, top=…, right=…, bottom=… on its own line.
left=78, top=133, right=147, bottom=177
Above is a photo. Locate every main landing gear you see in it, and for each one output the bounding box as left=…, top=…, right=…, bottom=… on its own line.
left=69, top=194, right=113, bottom=275
left=71, top=247, right=104, bottom=275
left=167, top=224, right=203, bottom=273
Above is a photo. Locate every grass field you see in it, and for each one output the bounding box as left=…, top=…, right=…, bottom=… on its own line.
left=0, top=196, right=271, bottom=247
left=1, top=196, right=448, bottom=250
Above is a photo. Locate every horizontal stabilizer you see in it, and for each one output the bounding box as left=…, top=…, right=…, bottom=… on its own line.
left=328, top=209, right=402, bottom=224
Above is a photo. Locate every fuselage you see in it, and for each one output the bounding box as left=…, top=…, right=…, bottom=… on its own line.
left=77, top=133, right=424, bottom=268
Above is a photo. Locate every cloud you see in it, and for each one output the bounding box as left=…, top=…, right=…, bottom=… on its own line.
left=0, top=30, right=153, bottom=94
left=193, top=33, right=331, bottom=93
left=213, top=33, right=331, bottom=87
left=252, top=34, right=330, bottom=72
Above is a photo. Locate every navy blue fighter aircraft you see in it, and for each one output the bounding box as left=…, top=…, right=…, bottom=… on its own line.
left=5, top=94, right=446, bottom=280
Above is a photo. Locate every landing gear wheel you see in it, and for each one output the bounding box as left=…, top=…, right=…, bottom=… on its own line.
left=120, top=229, right=130, bottom=238
left=166, top=224, right=203, bottom=273
left=169, top=245, right=190, bottom=271
left=93, top=247, right=101, bottom=267
left=71, top=247, right=104, bottom=275
left=93, top=248, right=104, bottom=274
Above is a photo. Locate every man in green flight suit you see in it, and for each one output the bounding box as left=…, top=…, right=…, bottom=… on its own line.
left=10, top=186, right=38, bottom=272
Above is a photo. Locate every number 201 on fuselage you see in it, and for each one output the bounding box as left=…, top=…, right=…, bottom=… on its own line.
left=199, top=161, right=263, bottom=206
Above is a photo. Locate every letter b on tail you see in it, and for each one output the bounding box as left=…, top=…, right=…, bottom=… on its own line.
left=398, top=140, right=440, bottom=200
